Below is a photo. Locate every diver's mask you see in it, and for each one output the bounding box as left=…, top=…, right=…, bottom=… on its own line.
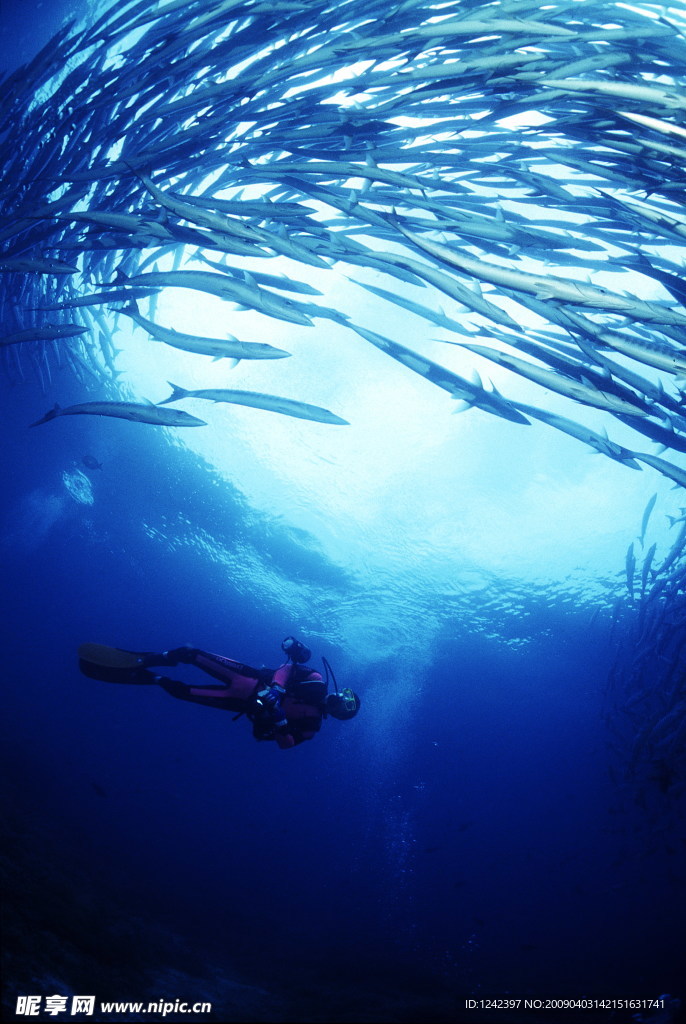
left=337, top=687, right=358, bottom=714
left=325, top=687, right=360, bottom=720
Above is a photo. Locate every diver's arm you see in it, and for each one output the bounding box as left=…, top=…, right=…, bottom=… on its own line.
left=272, top=663, right=324, bottom=686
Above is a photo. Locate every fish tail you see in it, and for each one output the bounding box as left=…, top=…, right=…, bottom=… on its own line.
left=30, top=403, right=61, bottom=427
left=158, top=382, right=188, bottom=406
left=108, top=299, right=138, bottom=315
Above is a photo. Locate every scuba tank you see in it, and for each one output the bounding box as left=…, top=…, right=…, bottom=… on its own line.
left=282, top=638, right=357, bottom=718
left=281, top=636, right=311, bottom=663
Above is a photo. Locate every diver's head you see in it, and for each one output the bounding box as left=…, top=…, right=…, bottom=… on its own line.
left=325, top=688, right=360, bottom=720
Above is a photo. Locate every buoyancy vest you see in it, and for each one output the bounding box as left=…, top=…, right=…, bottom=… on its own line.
left=267, top=662, right=327, bottom=746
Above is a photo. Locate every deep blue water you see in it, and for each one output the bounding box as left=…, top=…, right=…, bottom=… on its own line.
left=0, top=0, right=82, bottom=74
left=2, top=1, right=686, bottom=1022
left=2, top=367, right=685, bottom=1024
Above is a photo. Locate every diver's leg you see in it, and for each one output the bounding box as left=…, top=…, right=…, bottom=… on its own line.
left=144, top=648, right=265, bottom=697
left=188, top=650, right=265, bottom=687
left=136, top=645, right=198, bottom=668
left=157, top=676, right=246, bottom=713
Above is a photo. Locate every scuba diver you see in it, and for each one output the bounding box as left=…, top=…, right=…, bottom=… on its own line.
left=78, top=636, right=360, bottom=750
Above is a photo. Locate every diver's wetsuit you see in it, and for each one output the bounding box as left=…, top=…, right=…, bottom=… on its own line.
left=158, top=650, right=327, bottom=749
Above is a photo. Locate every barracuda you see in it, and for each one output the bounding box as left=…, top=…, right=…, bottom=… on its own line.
left=457, top=342, right=653, bottom=418
left=31, top=400, right=207, bottom=427
left=158, top=383, right=348, bottom=425
left=4, top=0, right=686, bottom=481
left=112, top=269, right=315, bottom=326
left=112, top=302, right=290, bottom=361
left=393, top=222, right=686, bottom=327
left=1, top=324, right=89, bottom=346
left=348, top=323, right=529, bottom=426
left=563, top=310, right=686, bottom=377
left=513, top=402, right=642, bottom=469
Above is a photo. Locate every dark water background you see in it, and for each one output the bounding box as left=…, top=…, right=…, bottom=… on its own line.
left=1, top=1, right=685, bottom=1021
left=2, top=371, right=684, bottom=1024
left=0, top=0, right=82, bottom=75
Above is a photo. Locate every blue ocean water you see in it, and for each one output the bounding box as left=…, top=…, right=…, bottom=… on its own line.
left=5, top=372, right=681, bottom=1024
left=4, top=391, right=684, bottom=1024
left=2, top=1, right=686, bottom=1023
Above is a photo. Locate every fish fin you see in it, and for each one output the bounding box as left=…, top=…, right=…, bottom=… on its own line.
left=451, top=400, right=474, bottom=414
left=470, top=369, right=483, bottom=389
left=109, top=300, right=139, bottom=316
left=30, top=403, right=61, bottom=427
left=158, top=382, right=188, bottom=405
left=213, top=357, right=239, bottom=369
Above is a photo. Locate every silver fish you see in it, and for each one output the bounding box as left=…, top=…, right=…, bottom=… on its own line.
left=112, top=268, right=315, bottom=326
left=0, top=257, right=78, bottom=274
left=112, top=302, right=290, bottom=361
left=639, top=493, right=658, bottom=546
left=625, top=543, right=636, bottom=600
left=456, top=342, right=652, bottom=418
left=158, top=382, right=348, bottom=425
left=632, top=452, right=686, bottom=490
left=31, top=400, right=207, bottom=427
left=393, top=221, right=686, bottom=327
left=348, top=324, right=529, bottom=426
left=1, top=324, right=89, bottom=347
left=514, top=403, right=641, bottom=469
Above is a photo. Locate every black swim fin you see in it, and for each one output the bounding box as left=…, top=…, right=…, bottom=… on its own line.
left=78, top=643, right=173, bottom=669
left=78, top=643, right=157, bottom=667
left=78, top=643, right=175, bottom=684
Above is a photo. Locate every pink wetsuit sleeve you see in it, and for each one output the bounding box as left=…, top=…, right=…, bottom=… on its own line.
left=272, top=663, right=323, bottom=686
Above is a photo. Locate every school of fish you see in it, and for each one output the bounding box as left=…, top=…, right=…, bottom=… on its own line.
left=2, top=0, right=685, bottom=803
left=1, top=0, right=686, bottom=484
left=605, top=491, right=686, bottom=807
